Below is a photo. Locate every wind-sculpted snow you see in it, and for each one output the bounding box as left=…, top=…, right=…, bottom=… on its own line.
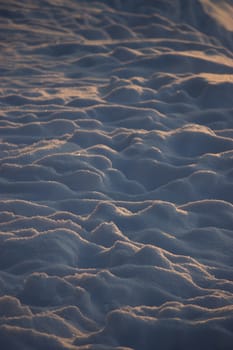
left=0, top=0, right=233, bottom=349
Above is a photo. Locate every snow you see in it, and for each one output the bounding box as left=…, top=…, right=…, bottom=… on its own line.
left=0, top=0, right=233, bottom=349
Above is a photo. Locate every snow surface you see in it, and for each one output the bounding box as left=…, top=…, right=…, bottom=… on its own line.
left=0, top=0, right=233, bottom=349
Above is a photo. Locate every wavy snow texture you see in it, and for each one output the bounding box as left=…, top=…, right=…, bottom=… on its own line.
left=0, top=0, right=233, bottom=349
